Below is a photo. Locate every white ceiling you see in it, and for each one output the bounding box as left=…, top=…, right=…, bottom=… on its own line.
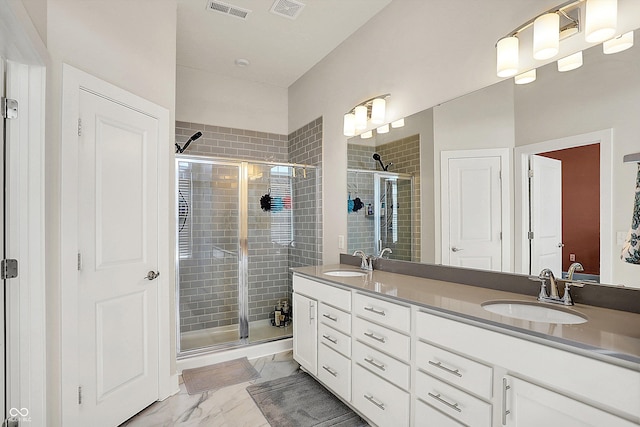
left=177, top=0, right=392, bottom=88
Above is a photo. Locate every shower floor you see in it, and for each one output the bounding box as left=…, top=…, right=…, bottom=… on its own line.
left=180, top=319, right=293, bottom=352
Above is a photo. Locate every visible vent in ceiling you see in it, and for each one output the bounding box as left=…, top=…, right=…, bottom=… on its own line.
left=270, top=0, right=305, bottom=20
left=206, top=0, right=251, bottom=20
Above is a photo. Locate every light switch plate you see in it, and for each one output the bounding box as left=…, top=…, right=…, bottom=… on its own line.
left=338, top=235, right=345, bottom=249
left=617, top=231, right=628, bottom=246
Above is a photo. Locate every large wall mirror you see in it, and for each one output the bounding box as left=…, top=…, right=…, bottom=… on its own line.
left=347, top=28, right=640, bottom=288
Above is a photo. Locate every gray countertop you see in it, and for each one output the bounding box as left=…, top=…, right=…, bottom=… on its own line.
left=293, top=264, right=640, bottom=370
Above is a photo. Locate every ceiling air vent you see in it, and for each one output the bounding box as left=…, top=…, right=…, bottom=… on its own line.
left=206, top=0, right=251, bottom=20
left=270, top=0, right=305, bottom=20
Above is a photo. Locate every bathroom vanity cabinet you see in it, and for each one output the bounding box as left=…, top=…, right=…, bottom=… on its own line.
left=292, top=271, right=640, bottom=427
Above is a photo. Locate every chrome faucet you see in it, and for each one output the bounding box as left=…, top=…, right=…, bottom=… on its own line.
left=379, top=247, right=393, bottom=259
left=352, top=250, right=373, bottom=271
left=567, top=262, right=584, bottom=280
left=536, top=268, right=584, bottom=306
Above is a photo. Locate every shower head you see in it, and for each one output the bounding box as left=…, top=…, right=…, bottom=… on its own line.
left=175, top=131, right=203, bottom=154
left=372, top=153, right=391, bottom=171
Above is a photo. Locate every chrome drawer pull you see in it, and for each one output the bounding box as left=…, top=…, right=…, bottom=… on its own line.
left=502, top=377, right=511, bottom=425
left=364, top=357, right=386, bottom=371
left=364, top=394, right=386, bottom=410
left=428, top=360, right=462, bottom=378
left=364, top=332, right=386, bottom=343
left=364, top=306, right=386, bottom=316
left=428, top=392, right=462, bottom=413
left=322, top=313, right=338, bottom=322
left=322, top=334, right=338, bottom=344
left=322, top=365, right=338, bottom=377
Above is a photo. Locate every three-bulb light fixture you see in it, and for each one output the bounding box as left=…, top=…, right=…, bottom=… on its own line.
left=496, top=0, right=633, bottom=84
left=343, top=94, right=405, bottom=138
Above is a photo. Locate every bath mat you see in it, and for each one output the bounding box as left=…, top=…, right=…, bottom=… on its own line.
left=246, top=372, right=369, bottom=427
left=182, top=357, right=260, bottom=395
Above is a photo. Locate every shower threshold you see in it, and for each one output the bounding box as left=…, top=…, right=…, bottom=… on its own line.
left=180, top=319, right=293, bottom=353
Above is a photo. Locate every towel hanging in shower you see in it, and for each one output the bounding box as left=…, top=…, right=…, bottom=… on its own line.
left=621, top=164, right=640, bottom=264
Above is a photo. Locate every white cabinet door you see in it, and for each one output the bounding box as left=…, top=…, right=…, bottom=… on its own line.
left=293, top=292, right=317, bottom=376
left=504, top=376, right=637, bottom=427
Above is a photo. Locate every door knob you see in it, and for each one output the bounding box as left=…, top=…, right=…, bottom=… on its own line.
left=558, top=243, right=565, bottom=248
left=144, top=270, right=160, bottom=280
left=451, top=247, right=464, bottom=252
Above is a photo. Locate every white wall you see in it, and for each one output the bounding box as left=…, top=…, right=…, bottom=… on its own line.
left=45, top=1, right=177, bottom=424
left=176, top=65, right=288, bottom=134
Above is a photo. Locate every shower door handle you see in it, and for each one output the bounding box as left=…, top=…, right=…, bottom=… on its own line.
left=144, top=270, right=160, bottom=280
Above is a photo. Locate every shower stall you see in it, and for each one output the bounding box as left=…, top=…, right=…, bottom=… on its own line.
left=347, top=169, right=415, bottom=260
left=176, top=156, right=320, bottom=355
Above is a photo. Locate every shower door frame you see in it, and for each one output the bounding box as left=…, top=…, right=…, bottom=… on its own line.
left=176, top=155, right=318, bottom=357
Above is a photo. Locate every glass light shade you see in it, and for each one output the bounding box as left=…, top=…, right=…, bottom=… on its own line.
left=391, top=118, right=405, bottom=128
left=533, top=13, right=560, bottom=60
left=360, top=130, right=373, bottom=139
left=371, top=98, right=386, bottom=124
left=377, top=124, right=389, bottom=134
left=355, top=105, right=368, bottom=130
left=515, top=69, right=537, bottom=84
left=557, top=51, right=583, bottom=72
left=496, top=36, right=519, bottom=77
left=343, top=113, right=355, bottom=137
left=585, top=0, right=617, bottom=43
left=603, top=31, right=633, bottom=54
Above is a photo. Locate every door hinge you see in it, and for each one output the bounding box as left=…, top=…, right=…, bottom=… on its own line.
left=1, top=97, right=18, bottom=119
left=3, top=417, right=20, bottom=427
left=78, top=386, right=83, bottom=405
left=1, top=259, right=18, bottom=279
left=499, top=231, right=503, bottom=240
left=77, top=118, right=82, bottom=136
left=499, top=170, right=502, bottom=180
left=528, top=231, right=534, bottom=240
left=77, top=253, right=82, bottom=271
left=528, top=169, right=534, bottom=178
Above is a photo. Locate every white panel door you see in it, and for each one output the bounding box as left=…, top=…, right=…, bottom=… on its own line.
left=77, top=89, right=159, bottom=426
left=530, top=155, right=562, bottom=276
left=446, top=157, right=502, bottom=271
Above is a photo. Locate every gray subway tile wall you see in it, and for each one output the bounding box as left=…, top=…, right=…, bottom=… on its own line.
left=176, top=119, right=322, bottom=335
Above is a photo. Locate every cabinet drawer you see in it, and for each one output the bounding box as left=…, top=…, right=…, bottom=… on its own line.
left=415, top=398, right=465, bottom=427
left=416, top=340, right=492, bottom=399
left=319, top=302, right=351, bottom=335
left=319, top=322, right=351, bottom=358
left=353, top=316, right=410, bottom=361
left=353, top=341, right=409, bottom=391
left=353, top=292, right=410, bottom=331
left=293, top=275, right=351, bottom=312
left=416, top=371, right=492, bottom=427
left=352, top=364, right=409, bottom=427
left=318, top=344, right=351, bottom=402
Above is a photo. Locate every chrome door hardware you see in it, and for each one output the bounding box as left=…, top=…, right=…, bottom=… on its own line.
left=1, top=259, right=18, bottom=279
left=143, top=270, right=160, bottom=280
left=451, top=246, right=464, bottom=252
left=1, top=97, right=18, bottom=119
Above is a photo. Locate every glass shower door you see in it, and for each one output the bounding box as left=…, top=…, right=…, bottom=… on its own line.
left=375, top=173, right=414, bottom=260
left=177, top=159, right=243, bottom=352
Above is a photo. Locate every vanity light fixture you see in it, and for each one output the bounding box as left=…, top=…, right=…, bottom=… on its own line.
left=360, top=130, right=373, bottom=139
left=603, top=31, right=634, bottom=54
left=377, top=124, right=389, bottom=134
left=515, top=69, right=537, bottom=84
left=496, top=0, right=630, bottom=84
left=391, top=118, right=405, bottom=128
left=557, top=51, right=583, bottom=71
left=534, top=13, right=560, bottom=60
left=343, top=94, right=390, bottom=136
left=585, top=0, right=617, bottom=43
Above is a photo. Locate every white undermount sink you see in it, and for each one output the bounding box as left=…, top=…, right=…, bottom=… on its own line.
left=481, top=300, right=588, bottom=325
left=323, top=270, right=367, bottom=277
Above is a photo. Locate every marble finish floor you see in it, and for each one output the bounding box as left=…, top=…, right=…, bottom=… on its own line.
left=121, top=350, right=300, bottom=427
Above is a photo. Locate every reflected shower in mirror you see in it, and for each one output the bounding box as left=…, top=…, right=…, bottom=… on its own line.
left=347, top=136, right=421, bottom=261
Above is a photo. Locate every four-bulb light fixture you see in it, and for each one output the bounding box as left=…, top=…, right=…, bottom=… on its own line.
left=496, top=0, right=633, bottom=84
left=343, top=94, right=405, bottom=137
